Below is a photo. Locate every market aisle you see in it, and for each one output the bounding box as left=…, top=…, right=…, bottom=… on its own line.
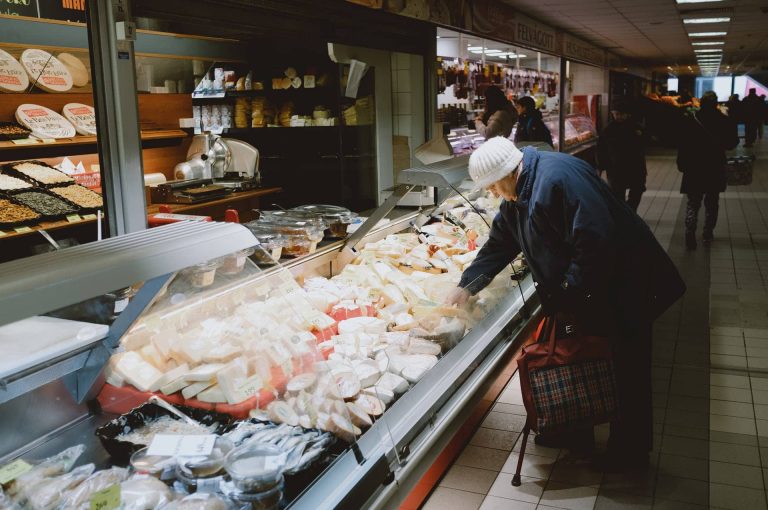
left=420, top=139, right=768, bottom=510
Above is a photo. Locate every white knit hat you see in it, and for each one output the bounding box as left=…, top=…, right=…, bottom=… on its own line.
left=468, top=137, right=524, bottom=189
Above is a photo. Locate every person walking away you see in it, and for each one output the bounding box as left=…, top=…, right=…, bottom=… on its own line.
left=514, top=96, right=554, bottom=148
left=677, top=91, right=739, bottom=249
left=725, top=93, right=741, bottom=127
left=474, top=85, right=517, bottom=140
left=743, top=88, right=763, bottom=147
left=597, top=98, right=647, bottom=211
left=759, top=94, right=767, bottom=140
left=445, top=137, right=685, bottom=471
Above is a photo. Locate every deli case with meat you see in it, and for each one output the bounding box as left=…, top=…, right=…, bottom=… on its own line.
left=0, top=156, right=539, bottom=509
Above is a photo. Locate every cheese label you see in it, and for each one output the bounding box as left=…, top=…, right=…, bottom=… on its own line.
left=11, top=138, right=36, bottom=145
left=82, top=213, right=97, bottom=220
left=66, top=214, right=82, bottom=223
left=89, top=484, right=120, bottom=510
left=62, top=103, right=97, bottom=136
left=237, top=374, right=263, bottom=398
left=15, top=104, right=76, bottom=139
left=147, top=434, right=216, bottom=457
left=0, top=231, right=7, bottom=237
left=14, top=226, right=33, bottom=234
left=20, top=49, right=73, bottom=93
left=0, top=459, right=32, bottom=484
left=0, top=49, right=29, bottom=93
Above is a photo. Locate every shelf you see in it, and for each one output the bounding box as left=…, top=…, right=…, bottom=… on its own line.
left=192, top=87, right=337, bottom=100
left=0, top=129, right=188, bottom=161
left=0, top=215, right=97, bottom=240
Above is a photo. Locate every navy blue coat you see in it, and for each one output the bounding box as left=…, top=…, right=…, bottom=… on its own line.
left=459, top=147, right=685, bottom=325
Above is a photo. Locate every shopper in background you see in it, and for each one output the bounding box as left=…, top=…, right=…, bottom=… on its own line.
left=597, top=97, right=647, bottom=211
left=758, top=94, right=767, bottom=140
left=445, top=137, right=685, bottom=471
left=725, top=93, right=742, bottom=127
left=474, top=85, right=517, bottom=139
left=677, top=91, right=739, bottom=249
left=514, top=96, right=553, bottom=148
left=743, top=88, right=763, bottom=147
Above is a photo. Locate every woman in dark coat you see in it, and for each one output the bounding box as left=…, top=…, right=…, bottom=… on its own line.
left=677, top=91, right=739, bottom=249
left=514, top=96, right=554, bottom=148
left=475, top=85, right=517, bottom=139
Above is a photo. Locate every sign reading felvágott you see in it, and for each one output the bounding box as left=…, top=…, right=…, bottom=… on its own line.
left=513, top=14, right=557, bottom=54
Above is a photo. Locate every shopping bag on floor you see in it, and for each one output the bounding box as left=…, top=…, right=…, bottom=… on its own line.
left=510, top=316, right=618, bottom=486
left=725, top=156, right=754, bottom=186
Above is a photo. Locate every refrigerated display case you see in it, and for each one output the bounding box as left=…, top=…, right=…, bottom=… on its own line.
left=0, top=156, right=539, bottom=509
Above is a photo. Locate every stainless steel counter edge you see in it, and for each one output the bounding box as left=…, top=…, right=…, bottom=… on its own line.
left=289, top=275, right=537, bottom=509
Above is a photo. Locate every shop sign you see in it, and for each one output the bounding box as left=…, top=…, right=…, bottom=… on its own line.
left=513, top=14, right=557, bottom=54
left=38, top=0, right=86, bottom=23
left=0, top=0, right=38, bottom=17
left=562, top=33, right=605, bottom=67
left=605, top=52, right=623, bottom=69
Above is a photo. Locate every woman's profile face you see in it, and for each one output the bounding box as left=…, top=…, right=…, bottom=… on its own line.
left=515, top=103, right=525, bottom=115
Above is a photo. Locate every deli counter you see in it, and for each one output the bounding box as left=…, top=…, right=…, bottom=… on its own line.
left=0, top=156, right=539, bottom=509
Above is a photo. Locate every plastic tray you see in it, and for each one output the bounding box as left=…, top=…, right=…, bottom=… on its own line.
left=4, top=160, right=76, bottom=188
left=0, top=193, right=42, bottom=229
left=10, top=188, right=80, bottom=220
left=0, top=121, right=31, bottom=141
left=94, top=402, right=235, bottom=463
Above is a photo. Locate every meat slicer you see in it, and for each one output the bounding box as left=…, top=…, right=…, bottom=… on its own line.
left=174, top=132, right=261, bottom=190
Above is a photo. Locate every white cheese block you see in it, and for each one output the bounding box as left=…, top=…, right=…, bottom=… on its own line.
left=376, top=372, right=409, bottom=394
left=363, top=386, right=394, bottom=404
left=120, top=329, right=151, bottom=351
left=379, top=331, right=411, bottom=347
left=287, top=373, right=317, bottom=393
left=154, top=363, right=189, bottom=391
left=215, top=361, right=248, bottom=404
left=0, top=49, right=29, bottom=93
left=268, top=401, right=299, bottom=426
left=353, top=360, right=381, bottom=387
left=140, top=343, right=167, bottom=371
left=354, top=394, right=385, bottom=416
left=182, top=380, right=214, bottom=399
left=184, top=363, right=225, bottom=382
left=104, top=361, right=124, bottom=387
left=299, top=415, right=313, bottom=429
left=381, top=284, right=405, bottom=306
left=402, top=365, right=428, bottom=384
left=346, top=402, right=373, bottom=428
left=160, top=376, right=189, bottom=396
left=113, top=352, right=164, bottom=392
left=338, top=317, right=387, bottom=335
left=388, top=354, right=437, bottom=376
left=407, top=338, right=442, bottom=356
left=329, top=413, right=358, bottom=442
left=197, top=384, right=227, bottom=403
left=20, top=49, right=73, bottom=92
left=202, top=343, right=241, bottom=363
left=176, top=338, right=213, bottom=365
left=335, top=372, right=361, bottom=400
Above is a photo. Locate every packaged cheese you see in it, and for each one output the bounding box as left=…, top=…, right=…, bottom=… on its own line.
left=15, top=104, right=76, bottom=139
left=62, top=103, right=96, bottom=135
left=0, top=48, right=29, bottom=93
left=20, top=48, right=73, bottom=92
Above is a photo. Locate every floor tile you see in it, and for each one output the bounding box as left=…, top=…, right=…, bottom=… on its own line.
left=493, top=403, right=527, bottom=415
left=594, top=490, right=652, bottom=510
left=710, top=414, right=757, bottom=435
left=711, top=386, right=753, bottom=403
left=487, top=473, right=546, bottom=504
left=657, top=454, right=708, bottom=481
left=455, top=445, right=511, bottom=472
left=653, top=476, right=708, bottom=506
left=548, top=458, right=603, bottom=487
left=651, top=499, right=706, bottom=510
left=710, top=354, right=748, bottom=369
left=709, top=461, right=764, bottom=489
left=423, top=487, right=485, bottom=510
left=600, top=467, right=658, bottom=498
left=751, top=377, right=768, bottom=391
left=513, top=435, right=561, bottom=459
left=661, top=436, right=708, bottom=459
left=439, top=464, right=498, bottom=494
left=755, top=404, right=768, bottom=421
left=710, top=430, right=759, bottom=446
left=710, top=399, right=755, bottom=418
left=479, top=495, right=537, bottom=510
left=710, top=441, right=762, bottom=466
left=470, top=428, right=519, bottom=451
left=710, top=344, right=746, bottom=356
left=481, top=411, right=527, bottom=432
left=501, top=452, right=556, bottom=479
left=709, top=483, right=767, bottom=510
left=710, top=372, right=749, bottom=389
left=539, top=482, right=598, bottom=510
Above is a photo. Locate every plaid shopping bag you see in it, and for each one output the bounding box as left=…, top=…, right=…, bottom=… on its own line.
left=510, top=317, right=618, bottom=486
left=725, top=156, right=754, bottom=186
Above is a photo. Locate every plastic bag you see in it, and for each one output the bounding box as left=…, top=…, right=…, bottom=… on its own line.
left=58, top=467, right=129, bottom=509
left=24, top=464, right=94, bottom=510
left=120, top=475, right=173, bottom=510
left=160, top=493, right=232, bottom=510
left=5, top=445, right=85, bottom=499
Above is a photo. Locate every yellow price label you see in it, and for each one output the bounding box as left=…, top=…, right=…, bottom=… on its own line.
left=82, top=214, right=97, bottom=220
left=0, top=459, right=32, bottom=484
left=90, top=484, right=120, bottom=510
left=66, top=214, right=82, bottom=223
left=10, top=138, right=37, bottom=145
left=13, top=226, right=33, bottom=234
left=0, top=231, right=7, bottom=237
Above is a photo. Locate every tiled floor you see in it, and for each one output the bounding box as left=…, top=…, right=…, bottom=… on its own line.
left=421, top=137, right=768, bottom=510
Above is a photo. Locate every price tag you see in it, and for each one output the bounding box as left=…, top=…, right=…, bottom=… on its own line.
left=66, top=214, right=82, bottom=223
left=89, top=484, right=120, bottom=510
left=0, top=459, right=32, bottom=484
left=146, top=434, right=216, bottom=457
left=0, top=231, right=7, bottom=237
left=13, top=226, right=33, bottom=234
left=237, top=374, right=263, bottom=399
left=11, top=138, right=37, bottom=145
left=271, top=247, right=282, bottom=260
left=82, top=214, right=97, bottom=220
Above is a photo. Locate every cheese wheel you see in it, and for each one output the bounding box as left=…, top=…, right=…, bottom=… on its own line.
left=20, top=49, right=73, bottom=92
left=57, top=53, right=89, bottom=87
left=62, top=103, right=97, bottom=135
left=0, top=49, right=29, bottom=93
left=15, top=104, right=76, bottom=139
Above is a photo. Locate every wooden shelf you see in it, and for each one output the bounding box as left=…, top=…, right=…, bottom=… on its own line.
left=0, top=129, right=188, bottom=161
left=0, top=215, right=97, bottom=240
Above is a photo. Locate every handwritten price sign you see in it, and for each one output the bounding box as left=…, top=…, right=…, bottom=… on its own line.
left=146, top=434, right=216, bottom=457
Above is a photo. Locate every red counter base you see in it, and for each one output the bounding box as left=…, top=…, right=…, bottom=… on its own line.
left=399, top=317, right=543, bottom=510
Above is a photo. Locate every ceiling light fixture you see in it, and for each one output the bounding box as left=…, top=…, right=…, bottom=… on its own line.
left=695, top=49, right=722, bottom=52
left=689, top=31, right=727, bottom=37
left=676, top=0, right=725, bottom=3
left=691, top=41, right=724, bottom=45
left=484, top=49, right=502, bottom=54
left=468, top=46, right=483, bottom=50
left=683, top=17, right=730, bottom=23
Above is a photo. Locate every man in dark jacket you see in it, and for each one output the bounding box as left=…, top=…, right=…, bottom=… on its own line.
left=677, top=91, right=739, bottom=248
left=743, top=88, right=764, bottom=147
left=597, top=98, right=647, bottom=211
left=446, top=137, right=685, bottom=470
left=514, top=96, right=554, bottom=148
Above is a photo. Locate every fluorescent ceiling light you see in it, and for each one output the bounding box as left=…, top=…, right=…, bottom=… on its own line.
left=689, top=31, right=727, bottom=37
left=677, top=0, right=724, bottom=3
left=691, top=41, right=724, bottom=45
left=468, top=46, right=484, bottom=50
left=484, top=49, right=502, bottom=54
left=684, top=17, right=730, bottom=24
left=694, top=48, right=722, bottom=52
